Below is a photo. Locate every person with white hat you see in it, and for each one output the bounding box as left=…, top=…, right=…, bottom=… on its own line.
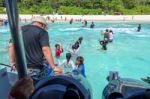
left=8, top=16, right=62, bottom=77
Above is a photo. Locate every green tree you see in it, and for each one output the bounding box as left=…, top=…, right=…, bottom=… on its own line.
left=110, top=0, right=123, bottom=12
left=49, top=0, right=60, bottom=13
left=0, top=0, right=150, bottom=14
left=100, top=0, right=110, bottom=14
left=81, top=0, right=100, bottom=9
left=0, top=0, right=4, bottom=7
left=122, top=0, right=138, bottom=9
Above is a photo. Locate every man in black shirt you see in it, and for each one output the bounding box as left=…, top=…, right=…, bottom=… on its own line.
left=8, top=16, right=62, bottom=75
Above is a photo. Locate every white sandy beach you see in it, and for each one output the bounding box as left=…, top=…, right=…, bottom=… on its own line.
left=0, top=14, right=150, bottom=22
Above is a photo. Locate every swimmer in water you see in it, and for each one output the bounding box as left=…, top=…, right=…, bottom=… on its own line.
left=137, top=24, right=141, bottom=32
left=69, top=18, right=73, bottom=24
left=73, top=56, right=86, bottom=77
left=74, top=42, right=80, bottom=49
left=141, top=76, right=150, bottom=84
left=99, top=39, right=108, bottom=50
left=67, top=37, right=83, bottom=62
left=82, top=20, right=87, bottom=27
left=108, top=30, right=113, bottom=42
left=90, top=22, right=95, bottom=28
left=104, top=29, right=109, bottom=41
left=55, top=44, right=63, bottom=58
left=78, top=37, right=83, bottom=44
left=74, top=37, right=83, bottom=49
left=0, top=19, right=3, bottom=26
left=3, top=20, right=8, bottom=26
left=72, top=45, right=78, bottom=53
left=69, top=45, right=79, bottom=62
left=60, top=53, right=76, bottom=73
left=51, top=20, right=55, bottom=23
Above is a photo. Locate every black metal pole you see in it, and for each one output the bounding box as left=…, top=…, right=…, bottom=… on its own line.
left=5, top=0, right=27, bottom=78
left=0, top=63, right=11, bottom=67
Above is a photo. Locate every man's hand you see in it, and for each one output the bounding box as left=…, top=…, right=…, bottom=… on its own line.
left=8, top=43, right=16, bottom=71
left=53, top=67, right=63, bottom=75
left=10, top=77, right=34, bottom=99
left=10, top=63, right=16, bottom=71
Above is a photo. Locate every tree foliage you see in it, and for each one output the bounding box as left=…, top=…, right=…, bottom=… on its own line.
left=0, top=0, right=150, bottom=14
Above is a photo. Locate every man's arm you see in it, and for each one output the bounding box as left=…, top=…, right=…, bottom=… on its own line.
left=8, top=43, right=15, bottom=65
left=39, top=30, right=62, bottom=74
left=42, top=46, right=55, bottom=69
left=42, top=46, right=62, bottom=74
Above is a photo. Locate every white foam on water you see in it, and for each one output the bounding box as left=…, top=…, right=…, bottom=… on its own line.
left=59, top=28, right=81, bottom=32
left=83, top=28, right=107, bottom=31
left=57, top=25, right=150, bottom=39
left=116, top=27, right=150, bottom=38
left=0, top=48, right=6, bottom=52
left=134, top=35, right=150, bottom=38
left=0, top=29, right=10, bottom=33
left=109, top=27, right=139, bottom=35
left=83, top=28, right=91, bottom=30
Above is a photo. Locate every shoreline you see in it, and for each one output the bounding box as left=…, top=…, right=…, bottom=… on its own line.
left=0, top=14, right=150, bottom=22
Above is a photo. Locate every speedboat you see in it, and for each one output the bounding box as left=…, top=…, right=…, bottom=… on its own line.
left=102, top=71, right=150, bottom=99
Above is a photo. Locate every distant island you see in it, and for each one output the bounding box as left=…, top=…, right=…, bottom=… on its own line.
left=0, top=0, right=150, bottom=15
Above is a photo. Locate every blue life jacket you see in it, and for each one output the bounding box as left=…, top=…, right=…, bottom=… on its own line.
left=79, top=64, right=86, bottom=78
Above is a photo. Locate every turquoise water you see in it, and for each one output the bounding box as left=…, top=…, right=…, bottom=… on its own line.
left=0, top=22, right=150, bottom=99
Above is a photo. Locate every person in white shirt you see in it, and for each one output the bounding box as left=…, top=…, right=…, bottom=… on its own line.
left=60, top=53, right=76, bottom=73
left=109, top=30, right=113, bottom=42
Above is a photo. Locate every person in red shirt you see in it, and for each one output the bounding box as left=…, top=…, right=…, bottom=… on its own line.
left=55, top=44, right=63, bottom=58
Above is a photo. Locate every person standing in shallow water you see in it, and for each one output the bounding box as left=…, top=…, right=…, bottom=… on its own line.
left=55, top=43, right=63, bottom=64
left=60, top=53, right=76, bottom=73
left=137, top=24, right=141, bottom=32
left=0, top=19, right=3, bottom=26
left=99, top=29, right=109, bottom=50
left=55, top=44, right=63, bottom=59
left=90, top=22, right=95, bottom=28
left=99, top=40, right=108, bottom=50
left=8, top=16, right=62, bottom=76
left=69, top=18, right=73, bottom=24
left=82, top=20, right=87, bottom=27
left=73, top=56, right=86, bottom=78
left=108, top=30, right=113, bottom=42
left=104, top=29, right=109, bottom=41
